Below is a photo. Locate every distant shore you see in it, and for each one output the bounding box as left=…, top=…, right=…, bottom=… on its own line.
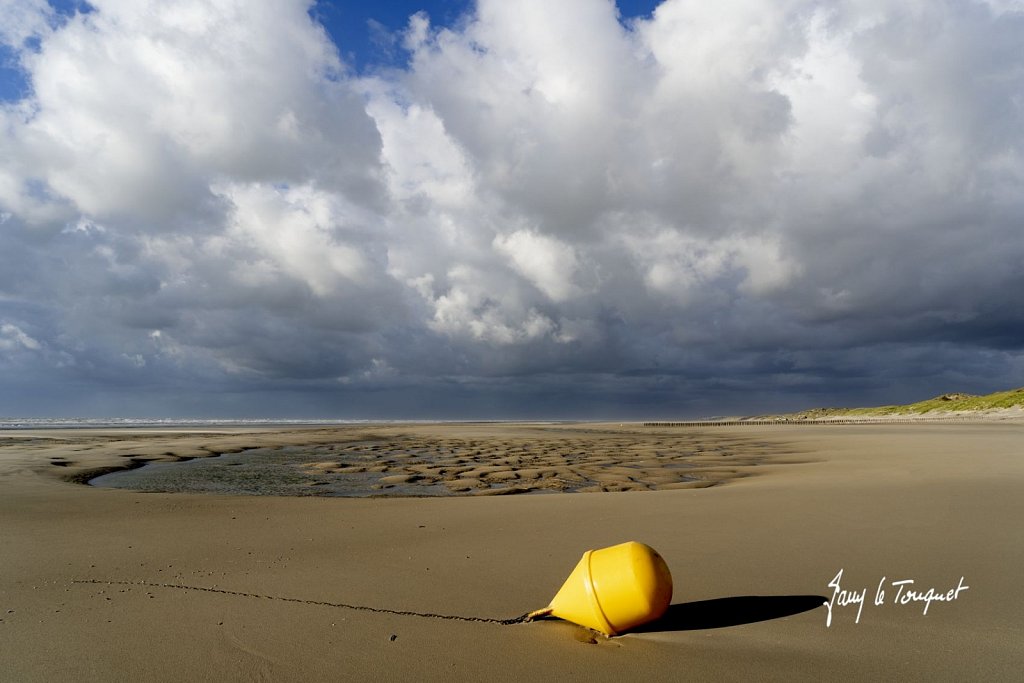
left=648, top=406, right=1024, bottom=426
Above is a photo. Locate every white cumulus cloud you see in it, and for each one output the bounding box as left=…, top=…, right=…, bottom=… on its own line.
left=0, top=0, right=1021, bottom=416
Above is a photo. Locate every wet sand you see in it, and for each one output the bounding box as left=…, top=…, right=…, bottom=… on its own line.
left=86, top=427, right=794, bottom=496
left=1, top=422, right=1022, bottom=680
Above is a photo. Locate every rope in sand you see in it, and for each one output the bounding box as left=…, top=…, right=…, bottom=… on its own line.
left=72, top=579, right=533, bottom=626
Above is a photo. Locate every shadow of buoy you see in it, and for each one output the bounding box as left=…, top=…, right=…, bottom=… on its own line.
left=630, top=594, right=826, bottom=633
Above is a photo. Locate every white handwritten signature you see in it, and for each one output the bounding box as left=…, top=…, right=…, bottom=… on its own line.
left=824, top=569, right=969, bottom=627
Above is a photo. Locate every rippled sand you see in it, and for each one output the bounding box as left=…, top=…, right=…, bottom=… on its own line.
left=294, top=432, right=786, bottom=495
left=44, top=425, right=802, bottom=496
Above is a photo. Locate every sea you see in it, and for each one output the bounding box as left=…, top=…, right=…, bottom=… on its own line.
left=0, top=417, right=558, bottom=430
left=0, top=418, right=413, bottom=430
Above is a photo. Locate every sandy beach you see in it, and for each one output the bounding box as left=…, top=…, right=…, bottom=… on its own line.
left=1, top=421, right=1022, bottom=681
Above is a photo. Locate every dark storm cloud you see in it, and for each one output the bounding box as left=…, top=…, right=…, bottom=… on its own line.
left=0, top=0, right=1022, bottom=417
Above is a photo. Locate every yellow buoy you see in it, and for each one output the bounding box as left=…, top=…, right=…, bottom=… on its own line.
left=528, top=541, right=672, bottom=636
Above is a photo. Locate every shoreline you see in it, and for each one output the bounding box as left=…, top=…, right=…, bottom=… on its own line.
left=4, top=414, right=1016, bottom=494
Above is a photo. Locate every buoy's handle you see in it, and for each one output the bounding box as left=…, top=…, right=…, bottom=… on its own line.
left=526, top=607, right=553, bottom=621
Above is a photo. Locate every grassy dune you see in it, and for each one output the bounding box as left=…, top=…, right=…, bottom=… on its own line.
left=789, top=387, right=1024, bottom=418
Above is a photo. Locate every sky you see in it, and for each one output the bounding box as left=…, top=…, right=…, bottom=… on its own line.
left=0, top=0, right=1022, bottom=420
